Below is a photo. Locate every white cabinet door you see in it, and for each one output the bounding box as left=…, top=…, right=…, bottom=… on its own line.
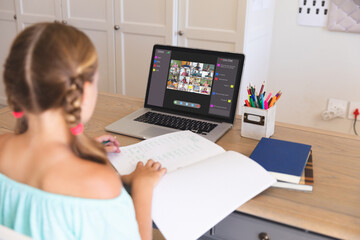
left=62, top=0, right=116, bottom=93
left=114, top=0, right=175, bottom=97
left=177, top=0, right=247, bottom=53
left=0, top=0, right=16, bottom=21
left=0, top=0, right=18, bottom=105
left=14, top=0, right=61, bottom=28
left=10, top=0, right=116, bottom=93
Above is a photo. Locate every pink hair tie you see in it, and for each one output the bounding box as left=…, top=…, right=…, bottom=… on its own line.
left=12, top=111, right=24, bottom=119
left=71, top=123, right=84, bottom=136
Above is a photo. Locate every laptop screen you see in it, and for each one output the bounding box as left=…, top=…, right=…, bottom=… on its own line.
left=144, top=45, right=245, bottom=123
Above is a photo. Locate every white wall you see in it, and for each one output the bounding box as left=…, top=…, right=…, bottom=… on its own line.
left=267, top=0, right=360, bottom=135
left=239, top=0, right=275, bottom=111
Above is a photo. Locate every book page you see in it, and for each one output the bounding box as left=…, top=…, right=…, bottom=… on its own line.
left=152, top=150, right=276, bottom=240
left=107, top=131, right=225, bottom=175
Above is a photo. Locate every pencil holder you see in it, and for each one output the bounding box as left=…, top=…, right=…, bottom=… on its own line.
left=241, top=105, right=276, bottom=140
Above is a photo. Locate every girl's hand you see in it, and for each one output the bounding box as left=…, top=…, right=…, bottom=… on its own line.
left=94, top=134, right=120, bottom=153
left=122, top=160, right=166, bottom=188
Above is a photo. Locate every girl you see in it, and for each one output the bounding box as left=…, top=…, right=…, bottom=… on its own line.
left=0, top=22, right=166, bottom=239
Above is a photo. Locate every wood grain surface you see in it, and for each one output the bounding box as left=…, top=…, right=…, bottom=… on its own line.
left=0, top=92, right=359, bottom=239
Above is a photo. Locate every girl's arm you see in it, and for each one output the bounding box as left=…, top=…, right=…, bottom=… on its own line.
left=123, top=160, right=166, bottom=240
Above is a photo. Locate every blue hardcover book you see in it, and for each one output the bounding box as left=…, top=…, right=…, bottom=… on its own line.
left=250, top=138, right=312, bottom=184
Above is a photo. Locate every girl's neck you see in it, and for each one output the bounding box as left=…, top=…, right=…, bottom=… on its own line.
left=23, top=109, right=72, bottom=145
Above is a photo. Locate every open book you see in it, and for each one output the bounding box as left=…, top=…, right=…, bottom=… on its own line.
left=108, top=131, right=275, bottom=240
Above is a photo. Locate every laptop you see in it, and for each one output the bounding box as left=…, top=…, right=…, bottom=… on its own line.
left=105, top=44, right=245, bottom=142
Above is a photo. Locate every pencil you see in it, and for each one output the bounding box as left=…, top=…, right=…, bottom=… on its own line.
left=256, top=95, right=261, bottom=108
left=275, top=91, right=282, bottom=100
left=249, top=97, right=255, bottom=107
left=259, top=81, right=265, bottom=95
left=265, top=91, right=272, bottom=102
left=269, top=96, right=277, bottom=108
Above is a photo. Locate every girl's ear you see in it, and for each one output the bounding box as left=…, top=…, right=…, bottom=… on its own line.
left=82, top=71, right=99, bottom=106
left=82, top=81, right=91, bottom=103
left=81, top=79, right=98, bottom=123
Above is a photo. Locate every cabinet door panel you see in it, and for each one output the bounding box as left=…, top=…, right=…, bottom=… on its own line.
left=66, top=0, right=106, bottom=21
left=21, top=0, right=57, bottom=17
left=121, top=33, right=166, bottom=98
left=186, top=39, right=235, bottom=52
left=178, top=0, right=246, bottom=53
left=15, top=0, right=61, bottom=28
left=63, top=0, right=115, bottom=93
left=115, top=0, right=174, bottom=96
left=187, top=0, right=238, bottom=31
left=0, top=0, right=16, bottom=18
left=122, top=0, right=166, bottom=26
left=82, top=29, right=114, bottom=92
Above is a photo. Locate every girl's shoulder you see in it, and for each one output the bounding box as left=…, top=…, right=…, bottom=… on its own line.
left=0, top=133, right=122, bottom=200
left=41, top=156, right=123, bottom=200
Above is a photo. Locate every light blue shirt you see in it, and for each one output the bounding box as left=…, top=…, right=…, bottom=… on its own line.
left=0, top=173, right=141, bottom=240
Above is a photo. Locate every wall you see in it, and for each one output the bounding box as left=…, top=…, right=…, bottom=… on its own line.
left=267, top=0, right=360, bottom=135
left=239, top=0, right=275, bottom=111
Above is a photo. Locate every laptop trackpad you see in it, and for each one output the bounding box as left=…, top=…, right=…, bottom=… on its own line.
left=140, top=127, right=177, bottom=139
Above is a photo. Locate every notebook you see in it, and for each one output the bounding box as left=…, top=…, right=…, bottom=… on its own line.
left=250, top=137, right=312, bottom=184
left=105, top=45, right=245, bottom=142
left=107, top=131, right=276, bottom=240
left=272, top=152, right=314, bottom=191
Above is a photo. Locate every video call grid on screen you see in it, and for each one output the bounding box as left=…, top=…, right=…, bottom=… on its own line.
left=146, top=46, right=243, bottom=123
left=167, top=60, right=215, bottom=96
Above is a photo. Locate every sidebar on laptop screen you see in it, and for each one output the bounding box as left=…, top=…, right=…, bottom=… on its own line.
left=146, top=47, right=241, bottom=122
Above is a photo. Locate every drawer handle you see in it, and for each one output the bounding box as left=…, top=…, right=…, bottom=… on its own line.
left=258, top=232, right=270, bottom=240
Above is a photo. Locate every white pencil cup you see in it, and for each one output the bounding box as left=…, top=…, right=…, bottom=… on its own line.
left=241, top=105, right=276, bottom=140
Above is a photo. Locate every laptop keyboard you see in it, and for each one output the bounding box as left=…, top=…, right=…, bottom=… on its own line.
left=134, top=112, right=218, bottom=134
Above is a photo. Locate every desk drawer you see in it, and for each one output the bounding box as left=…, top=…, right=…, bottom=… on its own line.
left=200, top=212, right=336, bottom=240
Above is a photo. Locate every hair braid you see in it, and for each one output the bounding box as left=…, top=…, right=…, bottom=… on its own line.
left=63, top=75, right=84, bottom=127
left=62, top=75, right=108, bottom=164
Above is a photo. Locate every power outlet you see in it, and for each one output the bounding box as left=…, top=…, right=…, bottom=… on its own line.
left=348, top=101, right=360, bottom=120
left=327, top=98, right=347, bottom=118
left=298, top=0, right=330, bottom=27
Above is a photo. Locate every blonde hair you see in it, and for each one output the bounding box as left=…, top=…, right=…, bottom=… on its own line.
left=4, top=22, right=107, bottom=164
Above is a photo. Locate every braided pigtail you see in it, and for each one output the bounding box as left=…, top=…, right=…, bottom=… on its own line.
left=64, top=76, right=84, bottom=128
left=63, top=75, right=108, bottom=164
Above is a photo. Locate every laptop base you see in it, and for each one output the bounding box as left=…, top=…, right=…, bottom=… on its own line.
left=105, top=108, right=232, bottom=142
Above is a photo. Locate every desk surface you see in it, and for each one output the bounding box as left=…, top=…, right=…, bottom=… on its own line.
left=0, top=93, right=359, bottom=239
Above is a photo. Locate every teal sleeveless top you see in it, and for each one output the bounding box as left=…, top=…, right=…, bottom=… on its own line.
left=0, top=173, right=141, bottom=240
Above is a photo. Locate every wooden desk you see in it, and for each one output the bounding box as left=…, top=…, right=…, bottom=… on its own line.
left=0, top=93, right=359, bottom=239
